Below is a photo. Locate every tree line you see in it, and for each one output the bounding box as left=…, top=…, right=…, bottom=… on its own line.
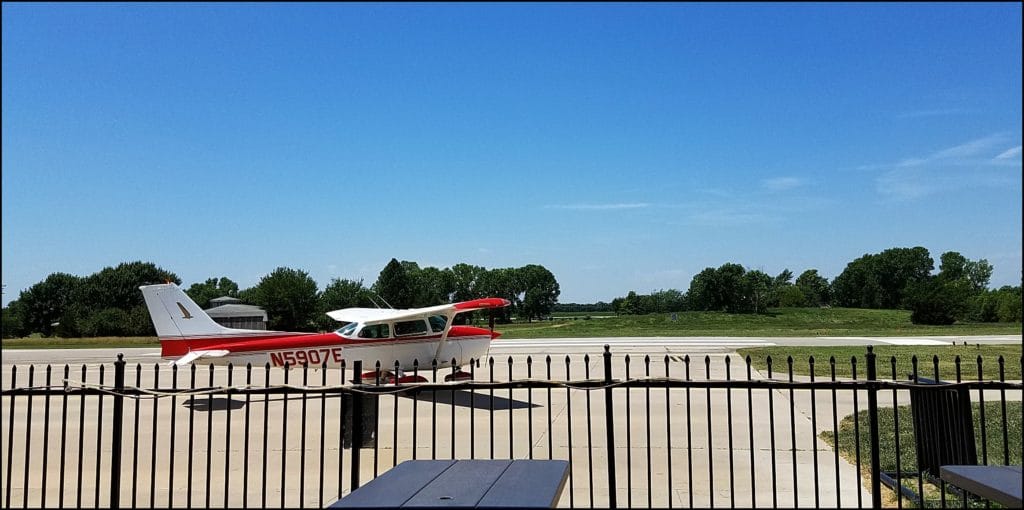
left=1, top=259, right=560, bottom=338
left=607, top=247, right=1020, bottom=325
left=3, top=246, right=1020, bottom=338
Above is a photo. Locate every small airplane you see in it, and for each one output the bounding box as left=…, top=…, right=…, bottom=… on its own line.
left=139, top=283, right=510, bottom=382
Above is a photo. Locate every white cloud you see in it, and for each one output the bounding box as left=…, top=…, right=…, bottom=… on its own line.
left=995, top=146, right=1022, bottom=160
left=931, top=135, right=1006, bottom=160
left=545, top=203, right=651, bottom=211
left=868, top=134, right=1022, bottom=200
left=761, top=177, right=803, bottom=191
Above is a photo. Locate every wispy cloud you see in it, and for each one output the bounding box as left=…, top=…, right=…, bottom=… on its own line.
left=863, top=134, right=1022, bottom=201
left=995, top=146, right=1022, bottom=160
left=895, top=108, right=976, bottom=119
left=761, top=177, right=803, bottom=192
left=860, top=134, right=1012, bottom=171
left=545, top=203, right=651, bottom=211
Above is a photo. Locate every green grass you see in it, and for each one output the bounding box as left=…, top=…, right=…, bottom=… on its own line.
left=821, top=402, right=1022, bottom=508
left=1, top=336, right=159, bottom=349
left=498, top=307, right=1022, bottom=339
left=549, top=311, right=618, bottom=318
left=735, top=344, right=1022, bottom=380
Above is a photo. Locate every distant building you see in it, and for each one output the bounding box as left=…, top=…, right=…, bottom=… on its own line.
left=205, top=296, right=268, bottom=330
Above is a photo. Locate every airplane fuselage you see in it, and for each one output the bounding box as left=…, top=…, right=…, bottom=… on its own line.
left=159, top=326, right=495, bottom=370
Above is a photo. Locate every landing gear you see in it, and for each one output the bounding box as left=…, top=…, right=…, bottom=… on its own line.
left=358, top=370, right=396, bottom=384
left=396, top=374, right=429, bottom=384
left=444, top=370, right=473, bottom=382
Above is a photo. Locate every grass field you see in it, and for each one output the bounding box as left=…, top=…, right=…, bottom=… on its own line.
left=736, top=344, right=1023, bottom=380
left=2, top=336, right=160, bottom=349
left=498, top=307, right=1021, bottom=339
left=821, top=402, right=1022, bottom=508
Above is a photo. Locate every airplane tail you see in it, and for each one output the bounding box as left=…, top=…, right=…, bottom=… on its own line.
left=140, top=283, right=252, bottom=357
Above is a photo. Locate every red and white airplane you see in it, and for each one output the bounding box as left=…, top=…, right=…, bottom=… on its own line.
left=140, top=283, right=510, bottom=380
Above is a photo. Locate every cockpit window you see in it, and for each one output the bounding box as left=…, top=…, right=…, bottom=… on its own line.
left=336, top=322, right=358, bottom=337
left=395, top=319, right=428, bottom=337
left=358, top=323, right=390, bottom=339
left=428, top=315, right=448, bottom=333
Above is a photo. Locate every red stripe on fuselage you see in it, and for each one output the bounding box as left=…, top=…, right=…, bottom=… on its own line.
left=160, top=325, right=496, bottom=356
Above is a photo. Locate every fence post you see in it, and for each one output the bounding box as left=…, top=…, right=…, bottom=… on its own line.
left=109, top=353, right=126, bottom=509
left=351, top=360, right=363, bottom=491
left=865, top=346, right=881, bottom=508
left=603, top=345, right=617, bottom=508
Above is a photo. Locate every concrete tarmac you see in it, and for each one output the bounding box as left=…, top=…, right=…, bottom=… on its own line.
left=1, top=335, right=1020, bottom=508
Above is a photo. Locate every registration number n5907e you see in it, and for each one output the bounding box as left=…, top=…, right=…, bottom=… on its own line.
left=269, top=348, right=343, bottom=367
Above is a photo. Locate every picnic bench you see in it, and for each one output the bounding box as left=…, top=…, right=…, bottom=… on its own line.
left=328, top=459, right=570, bottom=509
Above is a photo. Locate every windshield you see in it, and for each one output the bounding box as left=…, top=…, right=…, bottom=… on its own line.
left=336, top=322, right=358, bottom=337
left=428, top=315, right=448, bottom=333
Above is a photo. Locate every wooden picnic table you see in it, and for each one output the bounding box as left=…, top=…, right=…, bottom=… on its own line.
left=328, top=459, right=570, bottom=508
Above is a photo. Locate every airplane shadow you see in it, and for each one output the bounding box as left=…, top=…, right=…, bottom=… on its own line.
left=182, top=396, right=247, bottom=412
left=401, top=389, right=540, bottom=410
left=180, top=390, right=540, bottom=412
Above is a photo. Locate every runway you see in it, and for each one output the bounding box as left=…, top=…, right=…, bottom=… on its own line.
left=2, top=334, right=1019, bottom=367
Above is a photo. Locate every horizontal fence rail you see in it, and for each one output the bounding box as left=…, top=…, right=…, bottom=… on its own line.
left=1, top=347, right=1021, bottom=509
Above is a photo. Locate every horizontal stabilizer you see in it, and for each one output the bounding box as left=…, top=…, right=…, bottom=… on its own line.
left=172, top=349, right=231, bottom=366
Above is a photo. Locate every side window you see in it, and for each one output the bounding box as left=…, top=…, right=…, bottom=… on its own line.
left=358, top=324, right=390, bottom=339
left=428, top=315, right=448, bottom=333
left=394, top=319, right=429, bottom=337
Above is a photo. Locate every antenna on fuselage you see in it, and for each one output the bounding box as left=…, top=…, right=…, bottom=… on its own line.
left=367, top=293, right=395, bottom=309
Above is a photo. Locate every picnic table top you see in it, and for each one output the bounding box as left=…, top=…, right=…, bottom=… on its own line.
left=939, top=465, right=1023, bottom=508
left=329, top=459, right=570, bottom=508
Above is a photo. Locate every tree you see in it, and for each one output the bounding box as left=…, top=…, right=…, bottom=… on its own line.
left=248, top=267, right=320, bottom=331
left=795, top=269, right=831, bottom=307
left=778, top=285, right=807, bottom=307
left=832, top=247, right=932, bottom=309
left=17, top=272, right=84, bottom=336
left=714, top=263, right=749, bottom=313
left=686, top=263, right=764, bottom=313
left=614, top=291, right=642, bottom=315
left=316, top=278, right=373, bottom=331
left=2, top=300, right=29, bottom=338
left=905, top=277, right=971, bottom=325
left=373, top=259, right=413, bottom=309
left=517, top=264, right=560, bottom=321
left=686, top=267, right=720, bottom=311
left=476, top=268, right=519, bottom=322
left=450, top=263, right=485, bottom=302
left=650, top=289, right=686, bottom=313
left=939, top=251, right=993, bottom=292
left=411, top=266, right=456, bottom=307
left=743, top=270, right=773, bottom=313
left=186, top=277, right=240, bottom=308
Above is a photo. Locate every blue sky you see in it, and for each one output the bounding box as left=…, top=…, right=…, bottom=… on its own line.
left=3, top=3, right=1021, bottom=306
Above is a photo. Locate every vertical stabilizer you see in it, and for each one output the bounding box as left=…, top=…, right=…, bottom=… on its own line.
left=139, top=283, right=233, bottom=339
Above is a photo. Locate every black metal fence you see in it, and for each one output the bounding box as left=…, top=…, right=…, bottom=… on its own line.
left=1, top=346, right=1021, bottom=508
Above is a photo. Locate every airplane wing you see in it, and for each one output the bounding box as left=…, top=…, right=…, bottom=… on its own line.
left=171, top=349, right=231, bottom=366
left=326, top=298, right=509, bottom=324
